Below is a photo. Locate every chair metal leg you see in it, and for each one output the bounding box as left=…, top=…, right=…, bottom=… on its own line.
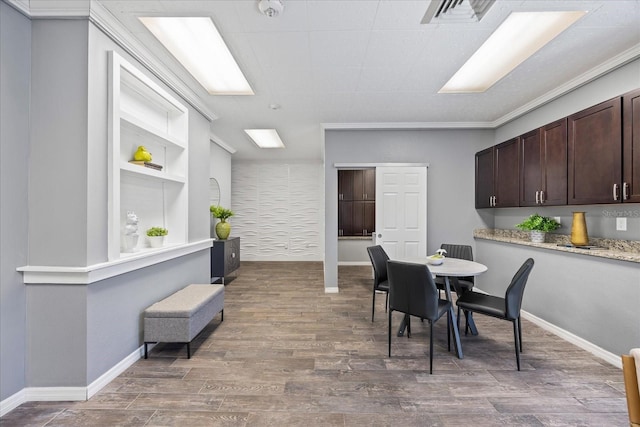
left=187, top=342, right=191, bottom=359
left=372, top=291, right=376, bottom=322
left=388, top=309, right=392, bottom=357
left=429, top=321, right=434, bottom=374
left=518, top=316, right=523, bottom=352
left=463, top=311, right=471, bottom=335
left=448, top=311, right=452, bottom=352
left=406, top=315, right=411, bottom=338
left=513, top=320, right=521, bottom=371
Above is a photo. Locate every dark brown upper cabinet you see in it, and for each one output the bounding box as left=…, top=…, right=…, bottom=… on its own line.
left=623, top=88, right=640, bottom=203
left=568, top=98, right=622, bottom=204
left=338, top=169, right=376, bottom=236
left=475, top=147, right=494, bottom=208
left=338, top=169, right=355, bottom=201
left=519, top=119, right=568, bottom=206
left=338, top=169, right=375, bottom=201
left=475, top=138, right=519, bottom=208
left=494, top=138, right=520, bottom=207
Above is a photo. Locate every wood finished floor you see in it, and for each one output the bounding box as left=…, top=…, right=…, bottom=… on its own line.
left=2, top=262, right=629, bottom=426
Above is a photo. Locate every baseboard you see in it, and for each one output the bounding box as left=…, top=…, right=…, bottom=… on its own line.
left=25, top=387, right=87, bottom=401
left=338, top=261, right=370, bottom=266
left=0, top=389, right=26, bottom=417
left=521, top=310, right=621, bottom=369
left=324, top=287, right=339, bottom=293
left=87, top=344, right=147, bottom=398
left=0, top=344, right=147, bottom=417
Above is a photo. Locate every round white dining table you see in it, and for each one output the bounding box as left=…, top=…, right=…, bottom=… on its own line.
left=397, top=257, right=488, bottom=359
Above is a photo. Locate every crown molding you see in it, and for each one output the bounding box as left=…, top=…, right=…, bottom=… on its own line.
left=324, top=43, right=640, bottom=132
left=322, top=122, right=493, bottom=130
left=5, top=0, right=90, bottom=17
left=5, top=0, right=217, bottom=123
left=491, top=42, right=640, bottom=128
left=88, top=1, right=217, bottom=122
left=210, top=132, right=237, bottom=154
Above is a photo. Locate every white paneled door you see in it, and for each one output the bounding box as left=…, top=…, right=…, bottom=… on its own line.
left=375, top=166, right=427, bottom=259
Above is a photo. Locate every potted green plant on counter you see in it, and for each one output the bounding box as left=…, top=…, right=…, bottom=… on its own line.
left=146, top=226, right=168, bottom=248
left=515, top=214, right=560, bottom=243
left=210, top=205, right=234, bottom=240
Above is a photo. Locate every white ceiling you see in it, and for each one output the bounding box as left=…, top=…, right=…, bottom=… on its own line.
left=97, top=0, right=640, bottom=160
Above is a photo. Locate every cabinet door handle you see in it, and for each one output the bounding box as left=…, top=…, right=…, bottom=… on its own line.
left=535, top=191, right=539, bottom=204
left=540, top=190, right=545, bottom=204
left=623, top=182, right=629, bottom=200
left=613, top=183, right=619, bottom=201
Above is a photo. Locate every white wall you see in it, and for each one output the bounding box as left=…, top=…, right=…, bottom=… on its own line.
left=209, top=142, right=232, bottom=237
left=492, top=58, right=640, bottom=242
left=232, top=161, right=324, bottom=261
left=210, top=142, right=232, bottom=209
left=21, top=18, right=213, bottom=392
left=29, top=19, right=90, bottom=266
left=0, top=1, right=30, bottom=403
left=477, top=58, right=640, bottom=359
left=475, top=240, right=640, bottom=358
left=324, top=129, right=495, bottom=290
left=338, top=238, right=375, bottom=264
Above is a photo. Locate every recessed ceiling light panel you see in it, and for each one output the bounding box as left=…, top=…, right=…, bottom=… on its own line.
left=439, top=11, right=587, bottom=93
left=245, top=129, right=285, bottom=148
left=139, top=16, right=254, bottom=95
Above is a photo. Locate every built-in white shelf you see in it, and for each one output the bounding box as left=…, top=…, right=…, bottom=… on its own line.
left=108, top=51, right=189, bottom=261
left=120, top=162, right=186, bottom=184
left=19, top=239, right=213, bottom=284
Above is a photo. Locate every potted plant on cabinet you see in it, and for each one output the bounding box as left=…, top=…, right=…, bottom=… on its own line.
left=515, top=214, right=561, bottom=243
left=210, top=205, right=234, bottom=240
left=146, top=226, right=168, bottom=248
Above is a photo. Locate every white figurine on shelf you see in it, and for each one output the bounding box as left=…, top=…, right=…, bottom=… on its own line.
left=122, top=211, right=139, bottom=252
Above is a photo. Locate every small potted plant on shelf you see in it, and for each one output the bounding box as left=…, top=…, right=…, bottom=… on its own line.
left=515, top=213, right=561, bottom=243
left=146, top=226, right=168, bottom=248
left=210, top=205, right=234, bottom=240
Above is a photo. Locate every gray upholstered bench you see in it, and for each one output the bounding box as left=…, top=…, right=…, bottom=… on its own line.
left=143, top=284, right=224, bottom=359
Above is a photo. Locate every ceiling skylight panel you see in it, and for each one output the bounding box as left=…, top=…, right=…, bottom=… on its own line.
left=140, top=16, right=254, bottom=95
left=439, top=11, right=587, bottom=93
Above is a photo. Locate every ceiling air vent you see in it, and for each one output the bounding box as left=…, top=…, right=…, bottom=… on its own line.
left=421, top=0, right=495, bottom=24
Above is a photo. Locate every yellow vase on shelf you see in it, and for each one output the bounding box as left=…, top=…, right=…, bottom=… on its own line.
left=570, top=212, right=589, bottom=246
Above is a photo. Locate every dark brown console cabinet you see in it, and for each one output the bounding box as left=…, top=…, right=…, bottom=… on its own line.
left=211, top=237, right=240, bottom=284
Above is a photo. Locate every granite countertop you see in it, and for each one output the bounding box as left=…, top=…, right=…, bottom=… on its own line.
left=338, top=236, right=375, bottom=241
left=474, top=229, right=640, bottom=264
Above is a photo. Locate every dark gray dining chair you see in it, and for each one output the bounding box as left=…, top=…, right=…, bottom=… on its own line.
left=435, top=244, right=474, bottom=294
left=387, top=260, right=452, bottom=374
left=367, top=245, right=390, bottom=322
left=455, top=258, right=535, bottom=371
